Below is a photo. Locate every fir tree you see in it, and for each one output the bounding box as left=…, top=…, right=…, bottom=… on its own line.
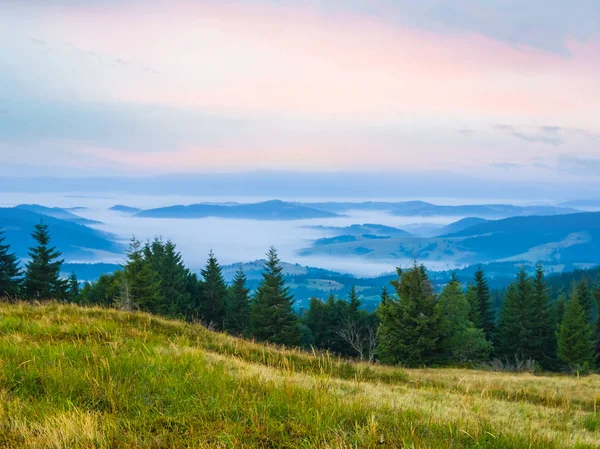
left=474, top=267, right=495, bottom=341
left=225, top=268, right=250, bottom=335
left=23, top=222, right=67, bottom=300
left=200, top=250, right=228, bottom=329
left=435, top=279, right=491, bottom=363
left=0, top=227, right=21, bottom=298
left=496, top=268, right=535, bottom=362
left=250, top=247, right=300, bottom=346
left=348, top=285, right=361, bottom=315
left=594, top=273, right=600, bottom=366
left=530, top=263, right=555, bottom=368
left=465, top=283, right=480, bottom=328
left=376, top=263, right=439, bottom=366
left=575, top=279, right=594, bottom=324
left=557, top=290, right=594, bottom=372
left=67, top=273, right=80, bottom=303
left=123, top=238, right=162, bottom=313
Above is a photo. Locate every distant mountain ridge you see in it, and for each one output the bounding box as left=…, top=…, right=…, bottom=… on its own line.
left=0, top=207, right=124, bottom=260
left=15, top=204, right=102, bottom=225
left=301, top=211, right=600, bottom=268
left=300, top=201, right=577, bottom=217
left=136, top=200, right=341, bottom=220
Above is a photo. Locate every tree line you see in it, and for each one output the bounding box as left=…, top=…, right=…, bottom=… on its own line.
left=1, top=223, right=599, bottom=373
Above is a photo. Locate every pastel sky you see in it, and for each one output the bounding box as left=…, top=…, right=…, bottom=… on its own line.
left=1, top=0, right=599, bottom=185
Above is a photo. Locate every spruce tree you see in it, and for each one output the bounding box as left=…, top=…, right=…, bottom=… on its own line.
left=24, top=222, right=67, bottom=300
left=225, top=268, right=250, bottom=336
left=435, top=279, right=491, bottom=363
left=376, top=263, right=439, bottom=366
left=348, top=285, right=361, bottom=315
left=576, top=279, right=594, bottom=324
left=557, top=291, right=594, bottom=372
left=0, top=227, right=21, bottom=298
left=123, top=238, right=162, bottom=313
left=594, top=273, right=600, bottom=366
left=250, top=247, right=300, bottom=346
left=496, top=268, right=535, bottom=362
left=67, top=273, right=80, bottom=303
left=530, top=263, right=555, bottom=368
left=200, top=250, right=228, bottom=329
left=465, top=283, right=480, bottom=328
left=474, top=267, right=495, bottom=342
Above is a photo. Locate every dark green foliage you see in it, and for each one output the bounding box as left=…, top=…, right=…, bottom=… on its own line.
left=530, top=264, right=556, bottom=369
left=23, top=222, right=67, bottom=300
left=348, top=285, right=361, bottom=314
left=376, top=263, right=439, bottom=366
left=200, top=250, right=228, bottom=329
left=0, top=227, right=21, bottom=298
left=123, top=238, right=162, bottom=313
left=557, top=290, right=595, bottom=372
left=250, top=247, right=301, bottom=346
left=80, top=272, right=123, bottom=306
left=496, top=269, right=535, bottom=362
left=225, top=268, right=250, bottom=335
left=474, top=267, right=495, bottom=341
left=435, top=279, right=491, bottom=363
left=67, top=273, right=80, bottom=303
left=594, top=274, right=600, bottom=366
left=144, top=238, right=191, bottom=317
left=576, top=279, right=594, bottom=324
left=465, top=283, right=480, bottom=327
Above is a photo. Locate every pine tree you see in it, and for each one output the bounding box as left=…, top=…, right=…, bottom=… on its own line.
left=250, top=247, right=300, bottom=346
left=557, top=290, right=594, bottom=372
left=530, top=263, right=555, bottom=368
left=225, top=268, right=250, bottom=335
left=496, top=268, right=535, bottom=362
left=474, top=267, right=495, bottom=341
left=24, top=222, right=67, bottom=300
left=200, top=250, right=227, bottom=329
left=0, top=227, right=21, bottom=298
left=576, top=279, right=594, bottom=324
left=123, top=238, right=162, bottom=313
left=376, top=263, right=439, bottom=366
left=593, top=273, right=600, bottom=367
left=67, top=273, right=80, bottom=303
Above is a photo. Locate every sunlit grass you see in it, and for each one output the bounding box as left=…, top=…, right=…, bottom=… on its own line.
left=0, top=302, right=598, bottom=448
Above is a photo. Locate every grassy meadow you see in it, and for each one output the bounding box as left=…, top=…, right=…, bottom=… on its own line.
left=0, top=302, right=599, bottom=448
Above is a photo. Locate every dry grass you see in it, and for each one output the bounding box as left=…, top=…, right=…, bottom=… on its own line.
left=0, top=302, right=598, bottom=448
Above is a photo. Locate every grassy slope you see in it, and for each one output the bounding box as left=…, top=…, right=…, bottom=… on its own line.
left=0, top=303, right=598, bottom=448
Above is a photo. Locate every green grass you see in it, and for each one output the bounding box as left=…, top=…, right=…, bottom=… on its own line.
left=0, top=302, right=599, bottom=448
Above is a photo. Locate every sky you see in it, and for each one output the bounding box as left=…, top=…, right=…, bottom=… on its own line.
left=0, top=0, right=599, bottom=192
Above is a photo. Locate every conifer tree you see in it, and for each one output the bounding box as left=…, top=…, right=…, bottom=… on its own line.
left=594, top=273, right=600, bottom=366
left=557, top=291, right=594, bottom=372
left=376, top=263, right=439, bottom=366
left=435, top=279, right=491, bottom=363
left=496, top=268, right=535, bottom=362
left=474, top=267, right=495, bottom=341
left=530, top=263, right=555, bottom=368
left=67, top=273, right=80, bottom=303
left=24, top=222, right=67, bottom=300
left=348, top=285, right=361, bottom=315
left=465, top=283, right=480, bottom=328
left=0, top=227, right=21, bottom=298
left=123, top=238, right=162, bottom=313
left=200, top=250, right=228, bottom=329
left=250, top=247, right=300, bottom=346
left=225, top=268, right=250, bottom=335
left=576, top=279, right=594, bottom=324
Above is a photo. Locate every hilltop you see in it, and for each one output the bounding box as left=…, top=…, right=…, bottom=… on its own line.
left=0, top=303, right=598, bottom=448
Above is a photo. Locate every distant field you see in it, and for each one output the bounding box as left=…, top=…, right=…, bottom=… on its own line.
left=0, top=302, right=598, bottom=448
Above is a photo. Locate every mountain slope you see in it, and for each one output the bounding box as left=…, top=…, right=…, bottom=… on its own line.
left=301, top=212, right=600, bottom=267
left=0, top=303, right=597, bottom=449
left=15, top=204, right=102, bottom=225
left=137, top=200, right=341, bottom=220
left=0, top=207, right=124, bottom=260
